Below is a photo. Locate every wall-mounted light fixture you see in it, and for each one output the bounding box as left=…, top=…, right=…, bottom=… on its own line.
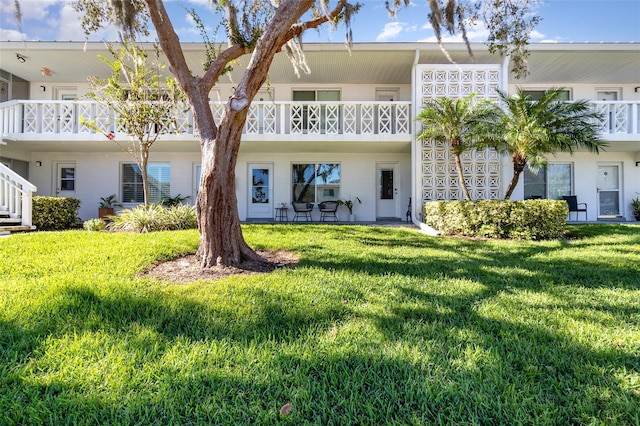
left=635, top=152, right=640, bottom=167
left=16, top=53, right=26, bottom=63
left=35, top=161, right=42, bottom=167
left=40, top=85, right=46, bottom=92
left=635, top=87, right=640, bottom=93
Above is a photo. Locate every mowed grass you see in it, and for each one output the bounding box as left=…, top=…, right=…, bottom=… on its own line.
left=1, top=224, right=639, bottom=425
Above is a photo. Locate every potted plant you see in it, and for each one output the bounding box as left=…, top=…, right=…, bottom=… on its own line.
left=631, top=195, right=640, bottom=221
left=98, top=194, right=121, bottom=218
left=338, top=197, right=361, bottom=222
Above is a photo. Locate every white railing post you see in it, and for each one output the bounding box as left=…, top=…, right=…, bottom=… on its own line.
left=21, top=187, right=35, bottom=227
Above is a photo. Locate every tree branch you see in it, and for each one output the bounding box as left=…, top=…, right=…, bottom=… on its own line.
left=199, top=44, right=247, bottom=93
left=142, top=0, right=195, bottom=91
left=284, top=0, right=348, bottom=43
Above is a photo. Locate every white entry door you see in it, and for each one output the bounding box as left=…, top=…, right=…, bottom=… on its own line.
left=597, top=164, right=621, bottom=217
left=376, top=163, right=400, bottom=219
left=247, top=163, right=273, bottom=219
left=55, top=162, right=76, bottom=197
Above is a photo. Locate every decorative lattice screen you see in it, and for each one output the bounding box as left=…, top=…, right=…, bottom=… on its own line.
left=417, top=65, right=502, bottom=203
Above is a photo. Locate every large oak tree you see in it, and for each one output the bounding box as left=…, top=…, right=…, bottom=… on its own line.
left=66, top=0, right=540, bottom=269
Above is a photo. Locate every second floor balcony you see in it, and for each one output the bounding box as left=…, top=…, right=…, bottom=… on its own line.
left=2, top=100, right=639, bottom=145
left=0, top=100, right=413, bottom=143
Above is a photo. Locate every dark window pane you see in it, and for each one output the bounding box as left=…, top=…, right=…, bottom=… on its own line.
left=60, top=180, right=75, bottom=191
left=380, top=169, right=394, bottom=200
left=252, top=187, right=269, bottom=203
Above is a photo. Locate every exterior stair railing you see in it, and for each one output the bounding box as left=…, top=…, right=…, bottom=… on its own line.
left=0, top=162, right=37, bottom=228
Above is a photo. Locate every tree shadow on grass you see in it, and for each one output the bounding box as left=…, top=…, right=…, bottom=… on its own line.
left=1, top=224, right=638, bottom=424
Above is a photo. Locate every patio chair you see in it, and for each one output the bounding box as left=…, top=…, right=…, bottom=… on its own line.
left=562, top=195, right=587, bottom=221
left=318, top=201, right=339, bottom=222
left=292, top=202, right=313, bottom=222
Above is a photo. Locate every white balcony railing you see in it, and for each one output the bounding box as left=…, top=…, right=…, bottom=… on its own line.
left=2, top=100, right=638, bottom=140
left=590, top=101, right=640, bottom=136
left=0, top=100, right=412, bottom=138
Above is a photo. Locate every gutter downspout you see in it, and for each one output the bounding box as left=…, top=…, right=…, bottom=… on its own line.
left=410, top=48, right=439, bottom=235
left=500, top=54, right=511, bottom=199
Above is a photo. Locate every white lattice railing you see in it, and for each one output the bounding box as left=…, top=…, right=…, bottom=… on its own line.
left=0, top=100, right=412, bottom=138
left=590, top=101, right=640, bottom=135
left=0, top=163, right=37, bottom=228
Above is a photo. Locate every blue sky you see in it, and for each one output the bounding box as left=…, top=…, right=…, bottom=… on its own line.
left=1, top=0, right=639, bottom=44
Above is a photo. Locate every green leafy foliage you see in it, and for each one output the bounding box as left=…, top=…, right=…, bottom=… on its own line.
left=83, top=218, right=107, bottom=231
left=416, top=94, right=500, bottom=200
left=32, top=196, right=81, bottom=231
left=424, top=199, right=569, bottom=239
left=107, top=204, right=197, bottom=233
left=81, top=43, right=186, bottom=206
left=488, top=87, right=606, bottom=199
left=159, top=194, right=191, bottom=207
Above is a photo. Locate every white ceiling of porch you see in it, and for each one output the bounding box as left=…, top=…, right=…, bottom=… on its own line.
left=1, top=41, right=638, bottom=87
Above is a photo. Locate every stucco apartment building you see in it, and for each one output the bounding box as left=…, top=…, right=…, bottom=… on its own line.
left=1, top=41, right=639, bottom=227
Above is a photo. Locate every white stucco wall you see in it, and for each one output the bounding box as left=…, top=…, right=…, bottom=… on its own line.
left=24, top=149, right=410, bottom=222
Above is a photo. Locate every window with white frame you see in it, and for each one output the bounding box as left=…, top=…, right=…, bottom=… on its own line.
left=522, top=89, right=571, bottom=101
left=292, top=163, right=341, bottom=203
left=523, top=163, right=573, bottom=200
left=122, top=162, right=170, bottom=204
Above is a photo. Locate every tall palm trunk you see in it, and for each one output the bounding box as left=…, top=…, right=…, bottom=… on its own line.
left=504, top=154, right=527, bottom=200
left=453, top=151, right=472, bottom=200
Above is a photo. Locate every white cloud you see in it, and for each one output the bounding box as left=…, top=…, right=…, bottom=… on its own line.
left=0, top=28, right=25, bottom=41
left=56, top=4, right=88, bottom=41
left=529, top=30, right=545, bottom=40
left=376, top=22, right=405, bottom=41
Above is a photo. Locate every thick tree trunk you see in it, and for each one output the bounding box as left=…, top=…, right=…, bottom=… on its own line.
left=195, top=106, right=265, bottom=268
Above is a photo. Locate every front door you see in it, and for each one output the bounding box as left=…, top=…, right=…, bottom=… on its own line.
left=55, top=162, right=76, bottom=198
left=247, top=163, right=273, bottom=219
left=597, top=164, right=622, bottom=217
left=376, top=163, right=399, bottom=219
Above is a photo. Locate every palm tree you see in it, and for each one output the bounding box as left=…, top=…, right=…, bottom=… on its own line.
left=417, top=94, right=500, bottom=200
left=493, top=88, right=606, bottom=199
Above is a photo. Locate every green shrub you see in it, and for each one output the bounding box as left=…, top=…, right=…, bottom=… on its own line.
left=163, top=204, right=198, bottom=230
left=108, top=204, right=197, bottom=233
left=83, top=218, right=106, bottom=231
left=32, top=196, right=81, bottom=231
left=424, top=199, right=568, bottom=240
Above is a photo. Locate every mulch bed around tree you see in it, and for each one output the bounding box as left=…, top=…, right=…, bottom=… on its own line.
left=140, top=250, right=299, bottom=284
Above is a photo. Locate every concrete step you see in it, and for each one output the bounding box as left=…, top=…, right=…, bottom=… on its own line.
left=0, top=217, right=22, bottom=225
left=0, top=225, right=36, bottom=234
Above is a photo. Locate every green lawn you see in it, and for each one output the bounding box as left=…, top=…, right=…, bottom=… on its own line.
left=1, top=224, right=639, bottom=425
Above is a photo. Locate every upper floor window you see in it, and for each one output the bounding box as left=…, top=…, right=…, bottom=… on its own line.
left=292, top=163, right=341, bottom=204
left=522, top=89, right=571, bottom=101
left=523, top=163, right=573, bottom=200
left=291, top=90, right=342, bottom=134
left=122, top=162, right=170, bottom=204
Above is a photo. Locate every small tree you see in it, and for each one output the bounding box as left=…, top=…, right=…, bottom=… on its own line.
left=81, top=43, right=184, bottom=206
left=416, top=94, right=499, bottom=200
left=492, top=87, right=606, bottom=199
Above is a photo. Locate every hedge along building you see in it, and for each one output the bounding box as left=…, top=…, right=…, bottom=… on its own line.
left=1, top=42, right=639, bottom=225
